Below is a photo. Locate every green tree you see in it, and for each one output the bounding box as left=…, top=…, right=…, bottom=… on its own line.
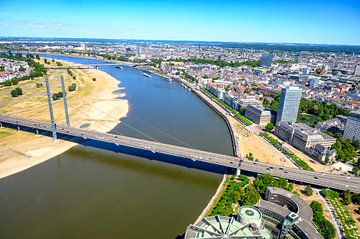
left=68, top=83, right=77, bottom=92
left=353, top=166, right=359, bottom=176
left=239, top=185, right=260, bottom=206
left=52, top=92, right=63, bottom=101
left=352, top=193, right=360, bottom=205
left=265, top=122, right=274, bottom=131
left=343, top=190, right=352, bottom=205
left=310, top=201, right=336, bottom=239
left=246, top=152, right=254, bottom=161
left=10, top=87, right=23, bottom=97
left=304, top=185, right=313, bottom=196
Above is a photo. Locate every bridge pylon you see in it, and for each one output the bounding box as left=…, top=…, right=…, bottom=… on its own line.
left=60, top=75, right=70, bottom=127
left=45, top=77, right=57, bottom=141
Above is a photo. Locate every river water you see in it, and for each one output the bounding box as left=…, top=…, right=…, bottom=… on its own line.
left=0, top=55, right=233, bottom=238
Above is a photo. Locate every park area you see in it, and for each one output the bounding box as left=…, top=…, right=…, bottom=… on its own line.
left=323, top=189, right=360, bottom=239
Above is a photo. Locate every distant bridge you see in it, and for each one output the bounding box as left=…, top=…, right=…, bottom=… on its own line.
left=45, top=62, right=148, bottom=70
left=1, top=114, right=360, bottom=193
left=45, top=63, right=128, bottom=70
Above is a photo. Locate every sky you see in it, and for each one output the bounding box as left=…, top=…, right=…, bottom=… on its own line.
left=0, top=0, right=359, bottom=45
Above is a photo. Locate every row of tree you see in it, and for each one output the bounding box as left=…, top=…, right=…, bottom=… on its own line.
left=310, top=201, right=336, bottom=239
left=209, top=175, right=251, bottom=216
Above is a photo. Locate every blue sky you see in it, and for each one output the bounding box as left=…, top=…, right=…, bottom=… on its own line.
left=0, top=0, right=359, bottom=45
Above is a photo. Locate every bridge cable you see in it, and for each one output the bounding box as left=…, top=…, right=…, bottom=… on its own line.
left=67, top=104, right=161, bottom=143
left=69, top=99, right=196, bottom=150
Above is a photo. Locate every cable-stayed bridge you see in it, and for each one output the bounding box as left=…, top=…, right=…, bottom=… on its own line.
left=1, top=114, right=360, bottom=193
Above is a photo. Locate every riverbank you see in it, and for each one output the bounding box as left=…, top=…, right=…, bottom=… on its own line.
left=0, top=58, right=129, bottom=179
left=142, top=67, right=295, bottom=168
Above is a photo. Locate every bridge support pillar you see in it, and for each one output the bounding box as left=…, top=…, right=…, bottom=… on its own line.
left=17, top=125, right=20, bottom=131
left=60, top=75, right=70, bottom=127
left=36, top=129, right=39, bottom=135
left=0, top=122, right=2, bottom=128
left=236, top=168, right=241, bottom=176
left=45, top=77, right=57, bottom=141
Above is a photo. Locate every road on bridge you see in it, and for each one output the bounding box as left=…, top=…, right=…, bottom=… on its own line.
left=1, top=114, right=360, bottom=193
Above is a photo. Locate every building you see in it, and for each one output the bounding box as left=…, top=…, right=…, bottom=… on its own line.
left=185, top=207, right=271, bottom=239
left=258, top=187, right=322, bottom=239
left=275, top=122, right=336, bottom=162
left=311, top=144, right=337, bottom=164
left=343, top=111, right=360, bottom=142
left=245, top=104, right=271, bottom=126
left=186, top=187, right=322, bottom=239
left=137, top=46, right=142, bottom=57
left=260, top=54, right=274, bottom=67
left=354, top=65, right=360, bottom=76
left=308, top=77, right=319, bottom=88
left=276, top=87, right=302, bottom=125
left=316, top=118, right=345, bottom=135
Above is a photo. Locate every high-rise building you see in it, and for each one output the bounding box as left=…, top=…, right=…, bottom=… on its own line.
left=137, top=46, right=142, bottom=57
left=354, top=65, right=360, bottom=76
left=276, top=86, right=302, bottom=124
left=260, top=54, right=274, bottom=67
left=343, top=111, right=360, bottom=142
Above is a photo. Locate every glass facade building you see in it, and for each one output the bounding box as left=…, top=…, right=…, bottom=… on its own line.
left=276, top=87, right=302, bottom=125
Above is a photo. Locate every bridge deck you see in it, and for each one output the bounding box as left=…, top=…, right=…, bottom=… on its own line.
left=1, top=114, right=359, bottom=193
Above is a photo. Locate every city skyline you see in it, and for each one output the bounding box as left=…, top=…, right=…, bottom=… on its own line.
left=0, top=0, right=360, bottom=45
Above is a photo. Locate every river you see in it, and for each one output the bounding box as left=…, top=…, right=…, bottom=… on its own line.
left=0, top=55, right=233, bottom=238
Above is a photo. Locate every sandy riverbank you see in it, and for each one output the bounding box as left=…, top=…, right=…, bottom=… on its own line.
left=0, top=58, right=129, bottom=179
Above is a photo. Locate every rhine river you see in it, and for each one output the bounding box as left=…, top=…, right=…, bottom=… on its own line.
left=0, top=55, right=233, bottom=238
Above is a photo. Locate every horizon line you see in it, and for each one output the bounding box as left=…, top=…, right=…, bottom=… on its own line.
left=1, top=36, right=360, bottom=47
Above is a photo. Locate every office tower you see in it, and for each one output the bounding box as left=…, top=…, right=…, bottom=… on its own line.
left=137, top=46, right=142, bottom=57
left=355, top=65, right=360, bottom=76
left=343, top=111, right=360, bottom=142
left=276, top=86, right=302, bottom=124
left=260, top=54, right=274, bottom=67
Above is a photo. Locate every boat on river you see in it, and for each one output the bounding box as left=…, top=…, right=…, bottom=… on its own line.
left=143, top=73, right=152, bottom=78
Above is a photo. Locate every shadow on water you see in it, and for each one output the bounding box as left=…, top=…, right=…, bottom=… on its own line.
left=67, top=145, right=221, bottom=187
left=1, top=123, right=230, bottom=175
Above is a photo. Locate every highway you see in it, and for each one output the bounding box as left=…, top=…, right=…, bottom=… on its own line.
left=1, top=114, right=360, bottom=193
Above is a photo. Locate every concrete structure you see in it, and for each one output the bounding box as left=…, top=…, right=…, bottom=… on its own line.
left=258, top=187, right=322, bottom=239
left=186, top=188, right=323, bottom=239
left=245, top=104, right=271, bottom=126
left=44, top=77, right=57, bottom=140
left=276, top=87, right=302, bottom=125
left=1, top=114, right=360, bottom=193
left=185, top=208, right=271, bottom=238
left=276, top=121, right=336, bottom=150
left=331, top=162, right=354, bottom=173
left=343, top=111, right=360, bottom=142
left=265, top=187, right=312, bottom=221
left=60, top=75, right=70, bottom=127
